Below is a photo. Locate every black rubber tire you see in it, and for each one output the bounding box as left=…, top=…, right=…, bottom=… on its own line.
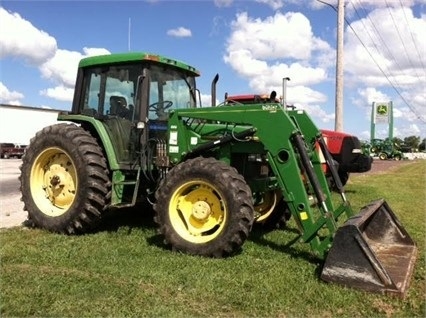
left=154, top=157, right=254, bottom=258
left=338, top=171, right=349, bottom=186
left=257, top=199, right=291, bottom=230
left=19, top=123, right=111, bottom=234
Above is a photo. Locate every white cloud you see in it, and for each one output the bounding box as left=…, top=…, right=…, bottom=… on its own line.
left=357, top=87, right=390, bottom=106
left=223, top=11, right=334, bottom=119
left=225, top=12, right=330, bottom=61
left=354, top=87, right=390, bottom=122
left=255, top=0, right=285, bottom=10
left=38, top=47, right=110, bottom=102
left=0, top=7, right=57, bottom=64
left=224, top=50, right=269, bottom=76
left=0, top=82, right=24, bottom=104
left=40, top=85, right=74, bottom=102
left=0, top=8, right=111, bottom=104
left=82, top=47, right=111, bottom=57
left=39, top=50, right=85, bottom=87
left=345, top=6, right=426, bottom=125
left=40, top=47, right=110, bottom=88
left=199, top=93, right=219, bottom=107
left=286, top=85, right=328, bottom=106
left=167, top=27, right=192, bottom=37
left=345, top=7, right=425, bottom=86
left=301, top=104, right=335, bottom=124
left=214, top=0, right=233, bottom=8
left=345, top=0, right=422, bottom=17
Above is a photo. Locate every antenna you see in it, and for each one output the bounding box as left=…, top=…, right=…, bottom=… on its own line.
left=128, top=18, right=131, bottom=51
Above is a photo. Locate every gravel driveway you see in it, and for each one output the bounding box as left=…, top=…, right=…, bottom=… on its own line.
left=365, top=158, right=416, bottom=174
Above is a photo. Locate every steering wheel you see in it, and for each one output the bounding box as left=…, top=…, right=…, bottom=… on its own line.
left=149, top=101, right=173, bottom=111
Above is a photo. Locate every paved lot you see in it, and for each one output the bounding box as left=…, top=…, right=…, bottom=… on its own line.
left=0, top=159, right=27, bottom=228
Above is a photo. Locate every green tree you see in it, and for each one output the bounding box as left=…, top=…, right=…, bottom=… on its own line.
left=419, top=138, right=426, bottom=151
left=404, top=136, right=421, bottom=151
left=392, top=137, right=404, bottom=146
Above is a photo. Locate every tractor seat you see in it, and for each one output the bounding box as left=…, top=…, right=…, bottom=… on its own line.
left=110, top=96, right=132, bottom=120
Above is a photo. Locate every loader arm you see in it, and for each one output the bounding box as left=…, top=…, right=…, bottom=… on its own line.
left=168, top=104, right=353, bottom=258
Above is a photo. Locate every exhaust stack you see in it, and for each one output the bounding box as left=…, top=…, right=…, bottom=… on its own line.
left=211, top=73, right=219, bottom=107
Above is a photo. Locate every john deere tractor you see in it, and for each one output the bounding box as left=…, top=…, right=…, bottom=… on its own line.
left=369, top=138, right=404, bottom=160
left=20, top=52, right=416, bottom=297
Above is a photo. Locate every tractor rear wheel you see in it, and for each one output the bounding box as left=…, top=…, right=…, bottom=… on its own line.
left=254, top=190, right=290, bottom=229
left=154, top=157, right=254, bottom=257
left=20, top=123, right=111, bottom=234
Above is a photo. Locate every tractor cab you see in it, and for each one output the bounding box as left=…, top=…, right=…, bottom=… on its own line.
left=69, top=53, right=200, bottom=165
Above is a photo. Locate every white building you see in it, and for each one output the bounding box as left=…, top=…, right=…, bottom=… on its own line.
left=0, top=104, right=67, bottom=145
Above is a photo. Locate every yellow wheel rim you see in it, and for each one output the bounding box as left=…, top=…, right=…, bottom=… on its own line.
left=30, top=147, right=77, bottom=217
left=254, top=191, right=278, bottom=222
left=169, top=180, right=226, bottom=244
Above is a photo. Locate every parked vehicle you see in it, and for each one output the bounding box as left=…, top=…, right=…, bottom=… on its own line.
left=0, top=143, right=26, bottom=159
left=368, top=138, right=404, bottom=160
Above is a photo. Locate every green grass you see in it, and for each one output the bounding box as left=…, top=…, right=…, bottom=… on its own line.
left=1, top=160, right=425, bottom=317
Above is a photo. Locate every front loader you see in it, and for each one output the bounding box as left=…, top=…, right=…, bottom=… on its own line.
left=223, top=92, right=373, bottom=189
left=19, top=52, right=417, bottom=297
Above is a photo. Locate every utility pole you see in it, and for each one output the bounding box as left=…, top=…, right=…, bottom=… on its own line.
left=335, top=0, right=344, bottom=131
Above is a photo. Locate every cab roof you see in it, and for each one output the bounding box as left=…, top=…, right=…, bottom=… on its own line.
left=78, top=52, right=200, bottom=76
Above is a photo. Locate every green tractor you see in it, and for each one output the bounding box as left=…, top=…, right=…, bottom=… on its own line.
left=369, top=138, right=404, bottom=160
left=20, top=52, right=416, bottom=297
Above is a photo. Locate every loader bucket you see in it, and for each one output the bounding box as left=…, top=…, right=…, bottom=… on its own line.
left=321, top=199, right=417, bottom=298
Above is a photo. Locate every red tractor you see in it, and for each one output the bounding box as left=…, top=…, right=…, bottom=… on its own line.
left=224, top=93, right=372, bottom=187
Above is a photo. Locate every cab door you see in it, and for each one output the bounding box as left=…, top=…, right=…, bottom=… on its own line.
left=81, top=65, right=142, bottom=164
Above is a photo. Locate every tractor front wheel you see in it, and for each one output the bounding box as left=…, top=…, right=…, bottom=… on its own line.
left=154, top=157, right=254, bottom=257
left=379, top=152, right=388, bottom=160
left=20, top=123, right=111, bottom=234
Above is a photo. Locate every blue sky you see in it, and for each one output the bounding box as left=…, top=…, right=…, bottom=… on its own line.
left=0, top=0, right=425, bottom=141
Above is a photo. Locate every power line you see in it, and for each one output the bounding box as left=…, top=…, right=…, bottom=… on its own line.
left=345, top=3, right=425, bottom=122
left=352, top=0, right=406, bottom=80
left=317, top=0, right=425, bottom=123
left=384, top=0, right=423, bottom=82
left=398, top=0, right=426, bottom=73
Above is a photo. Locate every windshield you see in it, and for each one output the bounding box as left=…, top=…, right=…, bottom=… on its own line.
left=148, top=65, right=196, bottom=121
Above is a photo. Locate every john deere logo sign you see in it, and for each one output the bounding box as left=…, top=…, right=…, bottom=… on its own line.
left=374, top=102, right=390, bottom=123
left=377, top=104, right=388, bottom=115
